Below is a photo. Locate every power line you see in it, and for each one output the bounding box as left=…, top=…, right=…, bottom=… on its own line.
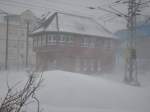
left=38, top=0, right=87, bottom=9
left=0, top=0, right=117, bottom=26
left=0, top=0, right=95, bottom=17
left=113, top=0, right=150, bottom=85
left=88, top=0, right=150, bottom=86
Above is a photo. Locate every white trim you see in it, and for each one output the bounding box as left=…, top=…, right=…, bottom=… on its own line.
left=80, top=37, right=89, bottom=48
left=47, top=35, right=57, bottom=45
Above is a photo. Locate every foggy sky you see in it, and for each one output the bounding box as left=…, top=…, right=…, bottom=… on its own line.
left=0, top=0, right=150, bottom=32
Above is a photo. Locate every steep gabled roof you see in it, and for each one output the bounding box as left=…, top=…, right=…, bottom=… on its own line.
left=32, top=12, right=117, bottom=39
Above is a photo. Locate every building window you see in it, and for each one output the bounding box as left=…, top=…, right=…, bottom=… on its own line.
left=33, top=37, right=36, bottom=48
left=104, top=39, right=113, bottom=49
left=60, top=35, right=65, bottom=42
left=58, top=35, right=74, bottom=46
left=53, top=34, right=58, bottom=43
left=41, top=34, right=46, bottom=47
left=38, top=35, right=42, bottom=47
left=89, top=38, right=95, bottom=48
left=96, top=39, right=105, bottom=48
left=36, top=37, right=38, bottom=48
left=80, top=37, right=89, bottom=48
left=37, top=35, right=41, bottom=48
left=47, top=34, right=57, bottom=45
left=59, top=35, right=66, bottom=45
left=68, top=36, right=73, bottom=44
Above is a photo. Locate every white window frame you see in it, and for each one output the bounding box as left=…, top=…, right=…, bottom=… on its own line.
left=59, top=35, right=66, bottom=45
left=47, top=35, right=57, bottom=45
left=60, top=35, right=65, bottom=42
left=81, top=37, right=89, bottom=48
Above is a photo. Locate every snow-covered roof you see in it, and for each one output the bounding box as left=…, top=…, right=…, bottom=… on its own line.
left=32, top=12, right=117, bottom=39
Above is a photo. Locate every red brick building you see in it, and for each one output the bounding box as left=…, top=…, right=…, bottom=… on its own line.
left=31, top=12, right=118, bottom=73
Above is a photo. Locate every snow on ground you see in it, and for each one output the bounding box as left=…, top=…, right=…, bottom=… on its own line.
left=0, top=70, right=150, bottom=112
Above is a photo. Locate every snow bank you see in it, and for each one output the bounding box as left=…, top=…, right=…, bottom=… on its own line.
left=0, top=70, right=150, bottom=112
left=38, top=70, right=150, bottom=112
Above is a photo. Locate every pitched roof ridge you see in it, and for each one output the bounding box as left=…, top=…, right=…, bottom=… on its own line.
left=56, top=11, right=92, bottom=20
left=38, top=12, right=57, bottom=29
left=32, top=11, right=117, bottom=39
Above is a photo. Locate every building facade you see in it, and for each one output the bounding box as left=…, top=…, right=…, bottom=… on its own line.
left=0, top=10, right=37, bottom=70
left=32, top=12, right=118, bottom=73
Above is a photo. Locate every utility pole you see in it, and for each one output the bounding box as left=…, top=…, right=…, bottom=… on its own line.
left=124, top=0, right=138, bottom=84
left=88, top=0, right=150, bottom=85
left=21, top=10, right=34, bottom=69
left=26, top=21, right=29, bottom=68
left=5, top=15, right=9, bottom=70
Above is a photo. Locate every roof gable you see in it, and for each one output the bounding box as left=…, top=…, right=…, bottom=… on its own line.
left=32, top=12, right=116, bottom=39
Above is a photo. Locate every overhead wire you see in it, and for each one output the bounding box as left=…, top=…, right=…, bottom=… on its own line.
left=0, top=0, right=129, bottom=27
left=0, top=0, right=96, bottom=17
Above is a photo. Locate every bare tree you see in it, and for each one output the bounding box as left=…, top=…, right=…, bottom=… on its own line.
left=0, top=72, right=43, bottom=112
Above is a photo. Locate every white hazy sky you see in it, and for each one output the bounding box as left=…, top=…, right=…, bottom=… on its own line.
left=0, top=0, right=149, bottom=32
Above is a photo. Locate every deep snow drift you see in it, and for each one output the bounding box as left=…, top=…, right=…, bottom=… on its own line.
left=0, top=70, right=150, bottom=112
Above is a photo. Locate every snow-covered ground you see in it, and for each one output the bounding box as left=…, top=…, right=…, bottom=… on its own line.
left=0, top=70, right=150, bottom=112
